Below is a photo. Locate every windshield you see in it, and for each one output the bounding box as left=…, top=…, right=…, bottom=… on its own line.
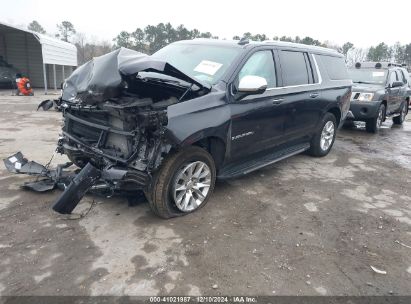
left=348, top=69, right=388, bottom=85
left=152, top=43, right=242, bottom=85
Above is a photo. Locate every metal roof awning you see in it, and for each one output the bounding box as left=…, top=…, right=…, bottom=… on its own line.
left=34, top=33, right=77, bottom=66
left=0, top=21, right=77, bottom=93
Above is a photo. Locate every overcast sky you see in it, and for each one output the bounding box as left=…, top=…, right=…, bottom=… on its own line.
left=1, top=0, right=410, bottom=48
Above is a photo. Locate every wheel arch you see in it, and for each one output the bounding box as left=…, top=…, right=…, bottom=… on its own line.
left=192, top=136, right=226, bottom=170
left=327, top=107, right=342, bottom=126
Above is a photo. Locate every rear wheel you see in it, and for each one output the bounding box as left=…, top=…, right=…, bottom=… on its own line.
left=393, top=102, right=407, bottom=125
left=366, top=104, right=385, bottom=133
left=145, top=146, right=216, bottom=219
left=308, top=112, right=337, bottom=157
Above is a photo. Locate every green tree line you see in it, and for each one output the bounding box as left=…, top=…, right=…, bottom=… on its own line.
left=27, top=20, right=411, bottom=67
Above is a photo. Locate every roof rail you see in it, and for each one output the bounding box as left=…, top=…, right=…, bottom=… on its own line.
left=263, top=40, right=338, bottom=53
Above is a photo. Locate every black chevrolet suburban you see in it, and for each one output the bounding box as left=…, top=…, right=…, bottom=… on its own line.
left=347, top=62, right=410, bottom=132
left=51, top=39, right=351, bottom=218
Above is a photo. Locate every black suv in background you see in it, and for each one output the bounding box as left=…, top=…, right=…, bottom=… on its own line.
left=49, top=39, right=352, bottom=218
left=347, top=62, right=410, bottom=132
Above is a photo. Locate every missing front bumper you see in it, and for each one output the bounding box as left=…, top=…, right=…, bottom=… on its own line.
left=3, top=152, right=150, bottom=214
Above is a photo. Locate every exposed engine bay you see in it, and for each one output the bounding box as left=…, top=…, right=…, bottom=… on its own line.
left=3, top=48, right=210, bottom=214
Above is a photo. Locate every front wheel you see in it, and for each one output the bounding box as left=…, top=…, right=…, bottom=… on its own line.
left=308, top=112, right=337, bottom=157
left=393, top=102, right=407, bottom=125
left=145, top=146, right=216, bottom=219
left=366, top=104, right=385, bottom=133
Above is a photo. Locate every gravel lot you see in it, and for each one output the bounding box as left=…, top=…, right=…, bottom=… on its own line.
left=0, top=91, right=410, bottom=296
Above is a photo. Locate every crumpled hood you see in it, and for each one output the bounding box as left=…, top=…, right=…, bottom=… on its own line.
left=62, top=47, right=209, bottom=105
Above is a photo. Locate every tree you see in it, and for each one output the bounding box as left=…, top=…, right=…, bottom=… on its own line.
left=367, top=42, right=390, bottom=61
left=232, top=35, right=241, bottom=40
left=145, top=23, right=168, bottom=53
left=199, top=32, right=213, bottom=39
left=252, top=34, right=268, bottom=41
left=28, top=20, right=46, bottom=34
left=300, top=36, right=321, bottom=46
left=279, top=36, right=294, bottom=42
left=113, top=31, right=133, bottom=49
left=112, top=23, right=219, bottom=54
left=404, top=43, right=411, bottom=66
left=57, top=21, right=76, bottom=42
left=132, top=28, right=147, bottom=53
left=341, top=42, right=354, bottom=56
left=346, top=48, right=367, bottom=67
left=75, top=32, right=87, bottom=64
left=75, top=33, right=113, bottom=64
left=391, top=42, right=405, bottom=63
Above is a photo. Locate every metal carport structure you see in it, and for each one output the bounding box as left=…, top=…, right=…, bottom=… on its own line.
left=0, top=21, right=77, bottom=93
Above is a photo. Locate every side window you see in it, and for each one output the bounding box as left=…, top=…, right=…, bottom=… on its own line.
left=238, top=51, right=276, bottom=88
left=389, top=71, right=398, bottom=84
left=279, top=51, right=311, bottom=86
left=318, top=55, right=348, bottom=80
left=400, top=70, right=407, bottom=84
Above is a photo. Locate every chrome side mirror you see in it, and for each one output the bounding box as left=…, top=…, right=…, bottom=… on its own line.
left=238, top=75, right=268, bottom=94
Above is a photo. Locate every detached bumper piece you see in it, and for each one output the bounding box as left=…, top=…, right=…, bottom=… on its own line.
left=3, top=152, right=150, bottom=214
left=3, top=152, right=74, bottom=191
left=52, top=163, right=101, bottom=214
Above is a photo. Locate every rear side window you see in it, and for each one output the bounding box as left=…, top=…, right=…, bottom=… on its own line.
left=400, top=70, right=408, bottom=84
left=389, top=71, right=398, bottom=84
left=278, top=51, right=310, bottom=86
left=318, top=55, right=348, bottom=80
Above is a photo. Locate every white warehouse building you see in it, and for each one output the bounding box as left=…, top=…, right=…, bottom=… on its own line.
left=0, top=21, right=77, bottom=93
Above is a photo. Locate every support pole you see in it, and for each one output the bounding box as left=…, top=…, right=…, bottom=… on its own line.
left=43, top=63, right=48, bottom=95
left=62, top=65, right=65, bottom=85
left=53, top=64, right=57, bottom=91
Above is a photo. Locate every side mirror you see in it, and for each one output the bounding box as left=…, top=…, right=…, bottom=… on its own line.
left=238, top=75, right=268, bottom=94
left=391, top=81, right=404, bottom=88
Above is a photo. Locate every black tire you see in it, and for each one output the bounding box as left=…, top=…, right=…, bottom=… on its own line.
left=365, top=104, right=385, bottom=133
left=393, top=102, right=407, bottom=125
left=145, top=146, right=216, bottom=219
left=308, top=112, right=337, bottom=157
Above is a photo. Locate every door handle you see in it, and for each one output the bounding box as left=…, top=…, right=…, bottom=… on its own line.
left=272, top=98, right=284, bottom=105
left=310, top=92, right=319, bottom=98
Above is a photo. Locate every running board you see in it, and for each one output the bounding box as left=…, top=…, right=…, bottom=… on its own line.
left=218, top=143, right=310, bottom=179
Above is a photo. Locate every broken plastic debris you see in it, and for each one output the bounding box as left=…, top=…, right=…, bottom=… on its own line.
left=370, top=265, right=387, bottom=275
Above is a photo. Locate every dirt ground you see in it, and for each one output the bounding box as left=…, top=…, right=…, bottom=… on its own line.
left=0, top=90, right=410, bottom=296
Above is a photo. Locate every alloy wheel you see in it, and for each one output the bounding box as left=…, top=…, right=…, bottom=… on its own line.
left=320, top=121, right=335, bottom=151
left=172, top=161, right=211, bottom=212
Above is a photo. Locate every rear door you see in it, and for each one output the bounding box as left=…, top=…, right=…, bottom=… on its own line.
left=276, top=49, right=321, bottom=141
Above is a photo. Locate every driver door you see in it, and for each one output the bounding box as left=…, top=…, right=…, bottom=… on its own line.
left=229, top=49, right=287, bottom=160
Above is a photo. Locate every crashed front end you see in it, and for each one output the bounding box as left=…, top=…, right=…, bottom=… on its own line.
left=59, top=97, right=168, bottom=190
left=4, top=48, right=210, bottom=214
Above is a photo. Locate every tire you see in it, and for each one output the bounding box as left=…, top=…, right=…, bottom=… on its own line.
left=145, top=146, right=216, bottom=219
left=393, top=102, right=407, bottom=125
left=365, top=104, right=385, bottom=133
left=308, top=112, right=337, bottom=157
